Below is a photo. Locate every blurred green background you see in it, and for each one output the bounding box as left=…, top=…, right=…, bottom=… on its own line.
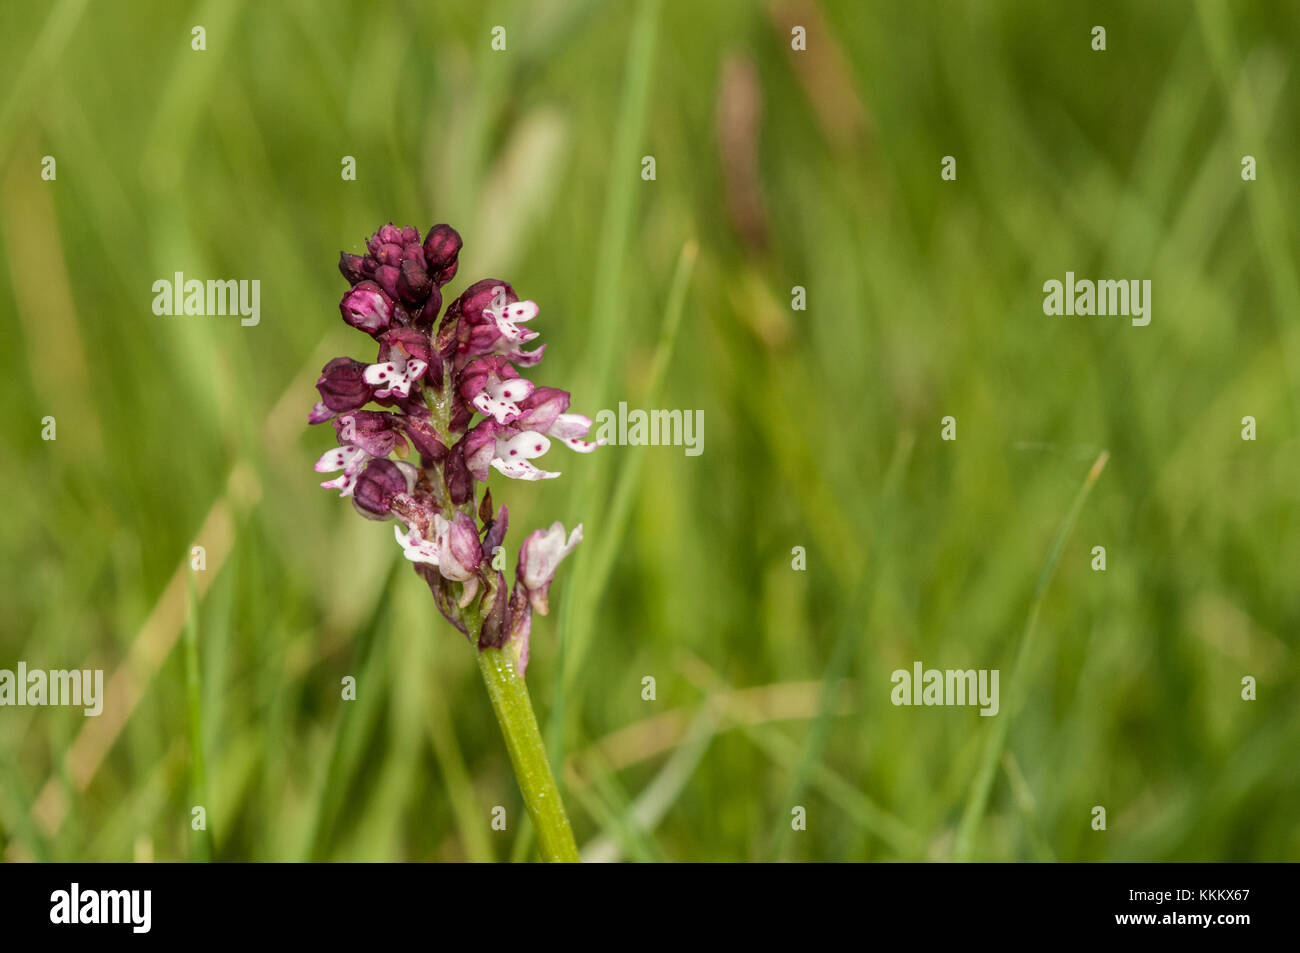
left=1, top=0, right=1297, bottom=862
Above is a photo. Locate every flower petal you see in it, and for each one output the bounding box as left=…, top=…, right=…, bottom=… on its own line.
left=501, top=300, right=539, bottom=323
left=314, top=444, right=367, bottom=474
left=395, top=524, right=440, bottom=565
left=363, top=362, right=400, bottom=389
left=472, top=391, right=522, bottom=424
left=496, top=431, right=552, bottom=460
left=490, top=458, right=561, bottom=480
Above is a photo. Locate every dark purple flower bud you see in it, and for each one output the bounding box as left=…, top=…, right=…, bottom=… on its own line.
left=352, top=458, right=415, bottom=520
left=314, top=357, right=373, bottom=415
left=448, top=396, right=474, bottom=435
left=373, top=264, right=401, bottom=301
left=399, top=225, right=420, bottom=246
left=334, top=410, right=401, bottom=457
left=375, top=243, right=404, bottom=267
left=397, top=258, right=433, bottom=306
left=483, top=503, right=509, bottom=556
left=415, top=287, right=443, bottom=330
left=340, top=281, right=394, bottom=335
left=370, top=223, right=404, bottom=250
left=444, top=442, right=475, bottom=505
left=400, top=416, right=448, bottom=467
left=339, top=252, right=368, bottom=285
left=423, top=224, right=462, bottom=287
left=514, top=387, right=570, bottom=433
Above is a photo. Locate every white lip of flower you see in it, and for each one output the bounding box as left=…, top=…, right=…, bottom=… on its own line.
left=394, top=516, right=479, bottom=607
left=491, top=431, right=560, bottom=480
left=547, top=413, right=605, bottom=453
left=363, top=355, right=428, bottom=399
left=471, top=377, right=536, bottom=424
left=315, top=444, right=369, bottom=497
left=483, top=290, right=541, bottom=346
left=395, top=522, right=440, bottom=565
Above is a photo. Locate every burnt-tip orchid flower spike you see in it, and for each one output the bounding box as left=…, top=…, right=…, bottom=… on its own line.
left=311, top=222, right=603, bottom=676
left=312, top=222, right=595, bottom=862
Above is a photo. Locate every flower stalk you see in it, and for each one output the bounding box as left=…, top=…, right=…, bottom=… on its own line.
left=475, top=641, right=579, bottom=862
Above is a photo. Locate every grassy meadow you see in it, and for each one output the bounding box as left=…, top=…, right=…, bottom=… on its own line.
left=1, top=0, right=1297, bottom=862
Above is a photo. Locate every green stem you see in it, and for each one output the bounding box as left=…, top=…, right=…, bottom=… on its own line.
left=476, top=645, right=580, bottom=862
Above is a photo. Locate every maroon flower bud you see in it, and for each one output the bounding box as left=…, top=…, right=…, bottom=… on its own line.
left=315, top=357, right=373, bottom=415
left=415, top=287, right=443, bottom=330
left=339, top=252, right=367, bottom=285
left=448, top=397, right=473, bottom=435
left=352, top=458, right=415, bottom=520
left=373, top=264, right=401, bottom=301
left=340, top=281, right=394, bottom=335
left=483, top=503, right=509, bottom=556
left=334, top=410, right=401, bottom=458
left=399, top=416, right=448, bottom=467
left=369, top=224, right=403, bottom=251
left=397, top=258, right=433, bottom=306
left=423, top=224, right=462, bottom=287
left=444, top=442, right=475, bottom=505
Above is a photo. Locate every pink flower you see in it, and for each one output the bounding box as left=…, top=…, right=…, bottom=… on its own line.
left=517, top=521, right=583, bottom=615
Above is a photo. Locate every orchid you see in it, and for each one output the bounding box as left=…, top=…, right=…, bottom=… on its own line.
left=308, top=221, right=597, bottom=862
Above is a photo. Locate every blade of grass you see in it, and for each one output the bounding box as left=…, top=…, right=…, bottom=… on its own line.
left=682, top=653, right=924, bottom=858
left=183, top=572, right=212, bottom=861
left=953, top=450, right=1109, bottom=861
left=578, top=703, right=718, bottom=863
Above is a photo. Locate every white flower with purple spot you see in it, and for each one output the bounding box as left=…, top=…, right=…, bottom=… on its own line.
left=315, top=444, right=370, bottom=497
left=472, top=376, right=535, bottom=424
left=484, top=288, right=541, bottom=348
left=364, top=354, right=428, bottom=399
left=491, top=431, right=560, bottom=480
left=395, top=522, right=440, bottom=565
